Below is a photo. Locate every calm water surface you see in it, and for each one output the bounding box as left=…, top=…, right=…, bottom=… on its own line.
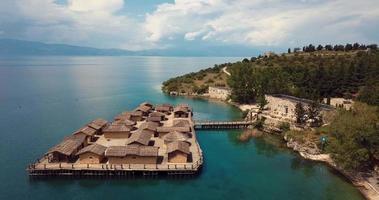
left=0, top=56, right=363, bottom=200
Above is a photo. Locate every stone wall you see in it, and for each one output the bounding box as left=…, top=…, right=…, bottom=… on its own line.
left=208, top=86, right=231, bottom=100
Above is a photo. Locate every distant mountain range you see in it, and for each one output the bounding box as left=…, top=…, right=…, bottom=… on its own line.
left=0, top=39, right=260, bottom=57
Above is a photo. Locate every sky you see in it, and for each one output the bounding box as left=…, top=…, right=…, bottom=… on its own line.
left=0, top=0, right=378, bottom=53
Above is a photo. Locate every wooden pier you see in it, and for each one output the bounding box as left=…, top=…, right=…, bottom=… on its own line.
left=27, top=156, right=203, bottom=177
left=194, top=120, right=254, bottom=130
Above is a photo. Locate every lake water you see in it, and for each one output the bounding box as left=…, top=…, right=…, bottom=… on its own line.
left=0, top=56, right=364, bottom=200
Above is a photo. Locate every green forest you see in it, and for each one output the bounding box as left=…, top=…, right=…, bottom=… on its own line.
left=163, top=45, right=379, bottom=106
left=162, top=45, right=379, bottom=171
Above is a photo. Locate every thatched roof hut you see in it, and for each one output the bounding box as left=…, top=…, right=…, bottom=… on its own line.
left=173, top=119, right=190, bottom=127
left=103, top=124, right=131, bottom=133
left=162, top=131, right=189, bottom=143
left=127, top=130, right=153, bottom=146
left=146, top=116, right=162, bottom=123
left=105, top=146, right=128, bottom=157
left=47, top=134, right=86, bottom=156
left=87, top=118, right=108, bottom=130
left=139, top=146, right=159, bottom=156
left=76, top=143, right=106, bottom=156
left=155, top=104, right=172, bottom=113
left=73, top=126, right=97, bottom=136
left=114, top=112, right=131, bottom=121
left=105, top=145, right=158, bottom=157
left=112, top=119, right=136, bottom=126
left=135, top=105, right=151, bottom=113
left=139, top=121, right=159, bottom=131
left=167, top=141, right=190, bottom=155
left=140, top=102, right=153, bottom=108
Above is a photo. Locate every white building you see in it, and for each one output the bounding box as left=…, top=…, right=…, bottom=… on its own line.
left=208, top=86, right=231, bottom=101
left=265, top=94, right=333, bottom=123
left=323, top=98, right=353, bottom=110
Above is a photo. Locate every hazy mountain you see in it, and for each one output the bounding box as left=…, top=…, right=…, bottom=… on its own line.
left=0, top=39, right=260, bottom=57
left=0, top=39, right=139, bottom=56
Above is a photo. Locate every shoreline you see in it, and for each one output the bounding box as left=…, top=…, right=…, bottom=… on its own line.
left=286, top=139, right=379, bottom=200
left=168, top=92, right=379, bottom=200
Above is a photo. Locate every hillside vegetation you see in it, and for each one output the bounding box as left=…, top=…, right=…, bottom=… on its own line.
left=162, top=44, right=379, bottom=106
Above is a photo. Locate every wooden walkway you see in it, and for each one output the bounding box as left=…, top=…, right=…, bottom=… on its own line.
left=194, top=120, right=254, bottom=130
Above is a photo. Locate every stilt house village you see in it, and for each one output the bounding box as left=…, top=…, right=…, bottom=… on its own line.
left=27, top=103, right=203, bottom=176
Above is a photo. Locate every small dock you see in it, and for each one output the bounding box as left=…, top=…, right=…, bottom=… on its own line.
left=194, top=120, right=254, bottom=130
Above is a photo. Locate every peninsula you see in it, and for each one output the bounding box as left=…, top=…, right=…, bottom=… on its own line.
left=162, top=44, right=379, bottom=199
left=27, top=103, right=203, bottom=176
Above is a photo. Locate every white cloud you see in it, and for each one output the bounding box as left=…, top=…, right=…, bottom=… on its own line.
left=0, top=0, right=155, bottom=50
left=144, top=0, right=379, bottom=46
left=68, top=0, right=124, bottom=13
left=0, top=0, right=378, bottom=51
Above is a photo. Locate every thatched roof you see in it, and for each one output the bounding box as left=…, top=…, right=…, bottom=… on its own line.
left=74, top=126, right=97, bottom=136
left=125, top=145, right=158, bottom=156
left=135, top=105, right=151, bottom=113
left=139, top=146, right=158, bottom=157
left=156, top=126, right=191, bottom=133
left=155, top=105, right=172, bottom=112
left=87, top=118, right=108, bottom=130
left=127, top=130, right=153, bottom=145
left=76, top=143, right=106, bottom=156
left=105, top=146, right=128, bottom=157
left=112, top=119, right=136, bottom=126
left=146, top=116, right=162, bottom=122
left=139, top=121, right=159, bottom=131
left=149, top=112, right=165, bottom=118
left=167, top=141, right=190, bottom=154
left=47, top=134, right=86, bottom=156
left=125, top=144, right=140, bottom=155
left=114, top=112, right=131, bottom=121
left=177, top=103, right=191, bottom=109
left=103, top=124, right=131, bottom=133
left=173, top=119, right=190, bottom=127
left=130, top=111, right=143, bottom=117
left=173, top=106, right=188, bottom=113
left=140, top=102, right=153, bottom=108
left=162, top=131, right=189, bottom=143
left=105, top=145, right=158, bottom=157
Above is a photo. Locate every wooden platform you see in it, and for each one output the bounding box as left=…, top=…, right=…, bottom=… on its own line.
left=27, top=157, right=203, bottom=177
left=194, top=120, right=254, bottom=130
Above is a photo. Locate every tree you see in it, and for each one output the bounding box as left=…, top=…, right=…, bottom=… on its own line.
left=227, top=62, right=257, bottom=103
left=258, top=95, right=268, bottom=111
left=325, top=44, right=333, bottom=51
left=345, top=43, right=353, bottom=51
left=358, top=82, right=379, bottom=106
left=307, top=101, right=322, bottom=126
left=295, top=102, right=306, bottom=124
left=242, top=58, right=249, bottom=63
left=326, top=103, right=379, bottom=170
left=288, top=48, right=291, bottom=54
left=353, top=43, right=360, bottom=50
left=317, top=45, right=323, bottom=51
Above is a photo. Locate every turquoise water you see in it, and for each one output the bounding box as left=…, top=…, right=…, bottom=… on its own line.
left=0, top=56, right=363, bottom=200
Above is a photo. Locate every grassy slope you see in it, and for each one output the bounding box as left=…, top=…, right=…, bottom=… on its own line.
left=162, top=50, right=374, bottom=95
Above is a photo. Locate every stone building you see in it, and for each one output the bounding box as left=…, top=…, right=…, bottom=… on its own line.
left=265, top=94, right=333, bottom=123
left=323, top=98, right=353, bottom=110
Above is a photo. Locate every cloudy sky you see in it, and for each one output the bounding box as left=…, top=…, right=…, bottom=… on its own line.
left=0, top=0, right=378, bottom=53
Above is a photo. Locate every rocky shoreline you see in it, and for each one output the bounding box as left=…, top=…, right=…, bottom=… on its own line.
left=166, top=92, right=379, bottom=199
left=285, top=136, right=379, bottom=200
